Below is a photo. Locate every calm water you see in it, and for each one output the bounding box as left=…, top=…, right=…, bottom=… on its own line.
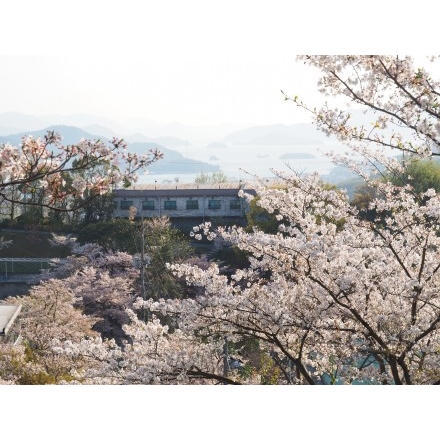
left=138, top=142, right=345, bottom=184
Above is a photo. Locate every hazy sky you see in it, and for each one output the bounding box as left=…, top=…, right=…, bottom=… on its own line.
left=0, top=54, right=322, bottom=127
left=0, top=1, right=435, bottom=128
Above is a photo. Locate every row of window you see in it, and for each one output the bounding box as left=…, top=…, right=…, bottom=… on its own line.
left=118, top=199, right=242, bottom=211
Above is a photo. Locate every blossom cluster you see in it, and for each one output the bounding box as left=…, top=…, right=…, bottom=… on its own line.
left=0, top=131, right=162, bottom=210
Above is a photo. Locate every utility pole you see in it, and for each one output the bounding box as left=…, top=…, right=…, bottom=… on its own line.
left=223, top=336, right=230, bottom=378
left=140, top=209, right=147, bottom=322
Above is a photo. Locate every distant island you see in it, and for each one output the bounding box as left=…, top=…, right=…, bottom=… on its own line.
left=223, top=123, right=327, bottom=145
left=279, top=153, right=316, bottom=160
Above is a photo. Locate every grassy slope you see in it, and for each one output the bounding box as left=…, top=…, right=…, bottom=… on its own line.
left=0, top=230, right=71, bottom=258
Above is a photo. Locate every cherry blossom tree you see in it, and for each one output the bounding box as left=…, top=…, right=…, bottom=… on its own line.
left=3, top=56, right=440, bottom=385
left=49, top=166, right=440, bottom=385
left=139, top=167, right=439, bottom=385
left=45, top=236, right=140, bottom=343
left=12, top=165, right=440, bottom=384
left=0, top=130, right=162, bottom=212
left=0, top=238, right=139, bottom=383
left=52, top=309, right=239, bottom=384
left=136, top=56, right=440, bottom=384
left=0, top=278, right=99, bottom=384
left=1, top=238, right=236, bottom=385
left=286, top=55, right=440, bottom=158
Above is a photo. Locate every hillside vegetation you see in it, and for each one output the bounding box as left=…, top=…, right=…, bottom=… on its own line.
left=0, top=230, right=70, bottom=259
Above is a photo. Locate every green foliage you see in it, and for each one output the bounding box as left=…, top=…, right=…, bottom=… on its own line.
left=67, top=159, right=119, bottom=228
left=246, top=182, right=345, bottom=235
left=194, top=170, right=229, bottom=184
left=0, top=230, right=70, bottom=259
left=225, top=336, right=283, bottom=383
left=258, top=353, right=281, bottom=385
left=210, top=245, right=251, bottom=274
left=350, top=183, right=380, bottom=222
left=4, top=159, right=120, bottom=231
left=143, top=217, right=194, bottom=299
left=351, top=157, right=440, bottom=220
left=388, top=157, right=440, bottom=196
left=77, top=217, right=194, bottom=299
left=14, top=206, right=44, bottom=227
left=122, top=177, right=132, bottom=188
left=17, top=344, right=59, bottom=384
left=245, top=197, right=281, bottom=234
left=237, top=362, right=255, bottom=380
left=76, top=193, right=115, bottom=225
left=0, top=342, right=78, bottom=385
left=77, top=219, right=139, bottom=254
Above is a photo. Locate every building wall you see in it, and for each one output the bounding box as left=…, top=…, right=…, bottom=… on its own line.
left=113, top=187, right=254, bottom=219
left=114, top=195, right=246, bottom=218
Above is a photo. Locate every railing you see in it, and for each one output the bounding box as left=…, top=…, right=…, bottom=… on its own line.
left=0, top=258, right=56, bottom=277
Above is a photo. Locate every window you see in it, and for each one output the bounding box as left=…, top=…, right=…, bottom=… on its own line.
left=164, top=200, right=177, bottom=210
left=208, top=200, right=221, bottom=209
left=186, top=199, right=199, bottom=210
left=142, top=200, right=155, bottom=210
left=113, top=201, right=118, bottom=210
left=120, top=200, right=133, bottom=210
left=230, top=199, right=241, bottom=210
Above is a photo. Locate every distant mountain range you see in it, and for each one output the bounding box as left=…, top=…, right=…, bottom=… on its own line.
left=0, top=110, right=398, bottom=186
left=0, top=111, right=353, bottom=149
left=0, top=125, right=219, bottom=176
left=0, top=107, right=407, bottom=146
left=0, top=111, right=335, bottom=147
left=0, top=112, right=247, bottom=143
left=0, top=112, right=123, bottom=137
left=0, top=125, right=96, bottom=146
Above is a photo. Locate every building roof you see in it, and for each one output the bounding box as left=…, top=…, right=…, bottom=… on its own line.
left=113, top=186, right=256, bottom=198
left=127, top=182, right=250, bottom=190
left=0, top=305, right=22, bottom=336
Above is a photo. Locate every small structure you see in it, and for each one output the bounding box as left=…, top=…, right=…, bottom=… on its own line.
left=0, top=304, right=22, bottom=344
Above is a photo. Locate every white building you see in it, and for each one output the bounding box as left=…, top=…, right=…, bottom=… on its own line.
left=113, top=183, right=256, bottom=220
left=0, top=304, right=22, bottom=344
